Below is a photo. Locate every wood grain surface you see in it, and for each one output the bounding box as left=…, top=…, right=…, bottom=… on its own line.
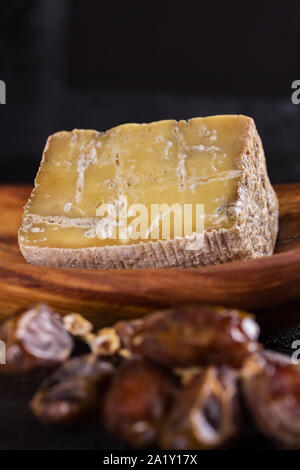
left=0, top=184, right=300, bottom=332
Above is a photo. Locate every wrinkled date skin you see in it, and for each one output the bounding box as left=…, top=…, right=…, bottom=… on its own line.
left=0, top=304, right=73, bottom=374
left=103, top=358, right=177, bottom=448
left=160, top=366, right=242, bottom=450
left=242, top=350, right=300, bottom=449
left=116, top=305, right=260, bottom=368
left=31, top=354, right=114, bottom=426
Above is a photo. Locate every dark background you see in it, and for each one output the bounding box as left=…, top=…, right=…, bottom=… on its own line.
left=0, top=0, right=300, bottom=451
left=0, top=0, right=300, bottom=184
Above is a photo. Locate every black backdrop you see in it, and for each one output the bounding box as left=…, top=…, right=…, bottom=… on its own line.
left=3, top=0, right=299, bottom=95
left=70, top=1, right=300, bottom=96
left=0, top=0, right=300, bottom=184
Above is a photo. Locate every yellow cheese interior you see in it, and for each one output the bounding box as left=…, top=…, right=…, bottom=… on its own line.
left=20, top=116, right=249, bottom=249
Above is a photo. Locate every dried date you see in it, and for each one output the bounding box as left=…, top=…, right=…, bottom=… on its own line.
left=103, top=358, right=177, bottom=448
left=0, top=304, right=73, bottom=374
left=116, top=305, right=260, bottom=368
left=31, top=354, right=114, bottom=426
left=242, top=350, right=300, bottom=448
left=160, top=366, right=242, bottom=450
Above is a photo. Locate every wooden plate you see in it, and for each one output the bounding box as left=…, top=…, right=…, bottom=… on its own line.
left=1, top=184, right=300, bottom=332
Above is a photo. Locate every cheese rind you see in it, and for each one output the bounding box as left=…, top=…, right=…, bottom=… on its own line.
left=19, top=115, right=279, bottom=269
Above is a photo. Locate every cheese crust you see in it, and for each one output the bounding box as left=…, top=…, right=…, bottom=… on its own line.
left=19, top=116, right=279, bottom=269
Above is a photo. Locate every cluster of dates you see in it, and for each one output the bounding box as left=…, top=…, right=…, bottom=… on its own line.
left=0, top=303, right=300, bottom=449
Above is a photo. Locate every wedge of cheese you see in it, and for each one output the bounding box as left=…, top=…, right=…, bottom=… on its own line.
left=19, top=115, right=278, bottom=269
